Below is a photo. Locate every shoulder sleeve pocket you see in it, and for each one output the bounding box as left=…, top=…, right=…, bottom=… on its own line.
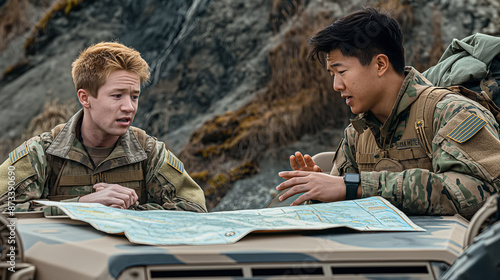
left=438, top=109, right=500, bottom=179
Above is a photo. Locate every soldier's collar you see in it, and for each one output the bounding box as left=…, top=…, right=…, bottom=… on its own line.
left=350, top=114, right=368, bottom=134
left=46, top=109, right=83, bottom=158
left=111, top=128, right=147, bottom=164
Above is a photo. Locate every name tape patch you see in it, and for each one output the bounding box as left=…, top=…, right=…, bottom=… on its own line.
left=9, top=142, right=28, bottom=164
left=167, top=151, right=184, bottom=173
left=396, top=138, right=421, bottom=150
left=447, top=113, right=486, bottom=143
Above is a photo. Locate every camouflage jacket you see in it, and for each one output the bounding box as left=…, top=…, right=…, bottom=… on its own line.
left=0, top=110, right=207, bottom=214
left=331, top=67, right=500, bottom=219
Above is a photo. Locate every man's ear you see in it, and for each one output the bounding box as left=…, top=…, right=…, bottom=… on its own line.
left=374, top=54, right=390, bottom=77
left=77, top=89, right=91, bottom=108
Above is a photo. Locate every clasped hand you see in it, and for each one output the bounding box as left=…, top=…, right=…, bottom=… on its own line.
left=78, top=183, right=138, bottom=209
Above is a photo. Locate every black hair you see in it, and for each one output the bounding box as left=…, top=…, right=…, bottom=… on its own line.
left=308, top=7, right=405, bottom=74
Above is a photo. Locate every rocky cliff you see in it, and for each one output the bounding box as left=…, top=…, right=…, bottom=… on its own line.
left=1, top=0, right=499, bottom=211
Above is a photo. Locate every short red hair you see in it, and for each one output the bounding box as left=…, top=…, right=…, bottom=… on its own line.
left=71, top=42, right=150, bottom=97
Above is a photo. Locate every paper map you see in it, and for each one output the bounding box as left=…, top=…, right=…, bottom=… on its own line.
left=37, top=196, right=424, bottom=245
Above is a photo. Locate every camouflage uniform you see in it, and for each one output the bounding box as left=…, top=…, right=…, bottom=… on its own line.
left=0, top=110, right=207, bottom=214
left=331, top=67, right=500, bottom=219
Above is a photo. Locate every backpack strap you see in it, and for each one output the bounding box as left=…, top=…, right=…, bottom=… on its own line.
left=449, top=85, right=500, bottom=125
left=415, top=87, right=450, bottom=159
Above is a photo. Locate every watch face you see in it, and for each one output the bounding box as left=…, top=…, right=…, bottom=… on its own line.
left=345, top=173, right=360, bottom=183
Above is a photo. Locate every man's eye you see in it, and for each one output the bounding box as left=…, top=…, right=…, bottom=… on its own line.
left=113, top=94, right=122, bottom=98
left=132, top=95, right=139, bottom=100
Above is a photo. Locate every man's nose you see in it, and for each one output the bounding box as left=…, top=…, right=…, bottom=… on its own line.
left=333, top=76, right=345, bottom=92
left=121, top=96, right=135, bottom=112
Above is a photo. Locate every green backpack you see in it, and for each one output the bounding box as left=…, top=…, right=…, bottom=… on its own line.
left=418, top=33, right=500, bottom=157
left=422, top=33, right=500, bottom=106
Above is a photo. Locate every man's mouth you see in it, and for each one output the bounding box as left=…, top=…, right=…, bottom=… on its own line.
left=117, top=118, right=131, bottom=124
left=342, top=95, right=353, bottom=106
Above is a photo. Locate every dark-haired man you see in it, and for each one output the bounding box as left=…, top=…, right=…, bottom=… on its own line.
left=276, top=7, right=500, bottom=219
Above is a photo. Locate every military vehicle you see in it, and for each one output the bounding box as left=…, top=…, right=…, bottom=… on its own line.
left=1, top=152, right=498, bottom=280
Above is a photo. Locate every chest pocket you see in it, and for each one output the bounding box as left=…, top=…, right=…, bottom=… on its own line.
left=47, top=159, right=145, bottom=203
left=356, top=129, right=433, bottom=172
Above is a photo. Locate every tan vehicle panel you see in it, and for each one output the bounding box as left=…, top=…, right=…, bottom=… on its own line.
left=15, top=214, right=468, bottom=280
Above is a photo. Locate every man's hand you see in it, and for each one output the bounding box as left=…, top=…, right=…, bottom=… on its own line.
left=276, top=171, right=345, bottom=206
left=286, top=151, right=322, bottom=179
left=78, top=183, right=138, bottom=209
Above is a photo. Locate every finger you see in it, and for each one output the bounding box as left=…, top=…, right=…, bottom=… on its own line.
left=313, top=165, right=323, bottom=173
left=93, top=183, right=108, bottom=191
left=304, top=154, right=316, bottom=167
left=279, top=183, right=308, bottom=201
left=276, top=176, right=300, bottom=191
left=278, top=171, right=291, bottom=180
left=129, top=191, right=138, bottom=208
left=102, top=196, right=127, bottom=208
left=111, top=189, right=134, bottom=209
left=290, top=192, right=311, bottom=206
left=120, top=188, right=137, bottom=209
left=295, top=151, right=306, bottom=168
left=108, top=184, right=138, bottom=209
left=289, top=155, right=299, bottom=170
left=276, top=176, right=307, bottom=193
left=99, top=188, right=132, bottom=208
left=107, top=184, right=134, bottom=195
left=122, top=188, right=138, bottom=208
left=131, top=189, right=138, bottom=201
left=278, top=171, right=310, bottom=179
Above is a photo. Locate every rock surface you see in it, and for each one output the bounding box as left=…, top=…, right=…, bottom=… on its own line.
left=0, top=0, right=499, bottom=210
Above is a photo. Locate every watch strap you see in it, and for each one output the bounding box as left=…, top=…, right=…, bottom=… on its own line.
left=344, top=173, right=360, bottom=200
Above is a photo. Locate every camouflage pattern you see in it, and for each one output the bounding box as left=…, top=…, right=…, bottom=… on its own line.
left=480, top=77, right=499, bottom=101
left=331, top=67, right=500, bottom=219
left=0, top=110, right=207, bottom=214
left=480, top=76, right=500, bottom=107
left=14, top=213, right=468, bottom=279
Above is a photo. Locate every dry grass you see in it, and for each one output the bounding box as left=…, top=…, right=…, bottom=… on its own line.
left=22, top=99, right=78, bottom=139
left=0, top=0, right=31, bottom=52
left=270, top=0, right=305, bottom=32
left=376, top=0, right=414, bottom=32
left=24, top=0, right=84, bottom=53
left=181, top=8, right=350, bottom=209
left=0, top=99, right=77, bottom=161
left=376, top=0, right=444, bottom=72
left=191, top=161, right=260, bottom=210
left=429, top=6, right=445, bottom=68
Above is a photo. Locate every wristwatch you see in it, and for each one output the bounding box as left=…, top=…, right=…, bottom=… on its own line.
left=344, top=173, right=360, bottom=200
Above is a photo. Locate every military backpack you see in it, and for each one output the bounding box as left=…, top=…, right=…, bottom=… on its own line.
left=418, top=33, right=500, bottom=158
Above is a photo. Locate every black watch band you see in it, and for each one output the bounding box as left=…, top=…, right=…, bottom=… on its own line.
left=344, top=173, right=360, bottom=200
